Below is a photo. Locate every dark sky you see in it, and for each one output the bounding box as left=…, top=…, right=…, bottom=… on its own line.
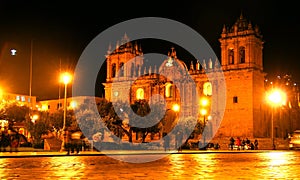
left=0, top=1, right=299, bottom=100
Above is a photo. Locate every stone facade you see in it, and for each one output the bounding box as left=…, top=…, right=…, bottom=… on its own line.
left=103, top=15, right=270, bottom=142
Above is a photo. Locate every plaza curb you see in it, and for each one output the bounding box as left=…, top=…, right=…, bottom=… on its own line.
left=0, top=149, right=278, bottom=158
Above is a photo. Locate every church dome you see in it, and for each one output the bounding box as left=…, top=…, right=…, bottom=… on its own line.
left=159, top=47, right=189, bottom=80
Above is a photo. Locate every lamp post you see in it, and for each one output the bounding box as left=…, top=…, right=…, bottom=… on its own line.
left=266, top=88, right=286, bottom=150
left=60, top=72, right=72, bottom=152
left=200, top=96, right=210, bottom=144
left=200, top=108, right=208, bottom=145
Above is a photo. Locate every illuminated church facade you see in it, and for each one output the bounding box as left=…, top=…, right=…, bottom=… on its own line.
left=103, top=15, right=272, bottom=146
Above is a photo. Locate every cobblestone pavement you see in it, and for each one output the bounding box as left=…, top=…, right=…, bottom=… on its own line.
left=0, top=150, right=300, bottom=179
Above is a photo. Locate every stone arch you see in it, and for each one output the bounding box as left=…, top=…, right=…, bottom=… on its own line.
left=228, top=49, right=234, bottom=64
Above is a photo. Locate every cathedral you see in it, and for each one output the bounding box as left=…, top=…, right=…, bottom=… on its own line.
left=103, top=14, right=270, bottom=147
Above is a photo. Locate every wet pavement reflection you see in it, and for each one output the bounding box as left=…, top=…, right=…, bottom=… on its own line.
left=1, top=151, right=300, bottom=179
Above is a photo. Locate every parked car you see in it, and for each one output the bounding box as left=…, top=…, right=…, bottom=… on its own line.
left=289, top=130, right=300, bottom=150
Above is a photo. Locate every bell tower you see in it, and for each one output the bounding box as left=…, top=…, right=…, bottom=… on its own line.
left=103, top=33, right=144, bottom=102
left=219, top=13, right=264, bottom=71
left=217, top=13, right=267, bottom=138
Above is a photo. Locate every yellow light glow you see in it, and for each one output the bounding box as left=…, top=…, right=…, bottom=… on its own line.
left=200, top=109, right=207, bottom=116
left=70, top=101, right=77, bottom=109
left=207, top=115, right=212, bottom=120
left=32, top=114, right=39, bottom=120
left=41, top=104, right=48, bottom=111
left=31, top=114, right=39, bottom=123
left=172, top=103, right=180, bottom=112
left=266, top=89, right=286, bottom=106
left=200, top=97, right=209, bottom=107
left=136, top=88, right=144, bottom=100
left=60, top=72, right=72, bottom=85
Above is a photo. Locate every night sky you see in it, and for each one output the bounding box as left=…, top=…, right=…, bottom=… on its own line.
left=0, top=1, right=299, bottom=100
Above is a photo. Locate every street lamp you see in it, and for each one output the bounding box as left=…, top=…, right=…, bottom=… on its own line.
left=266, top=88, right=286, bottom=150
left=200, top=108, right=208, bottom=144
left=60, top=72, right=72, bottom=152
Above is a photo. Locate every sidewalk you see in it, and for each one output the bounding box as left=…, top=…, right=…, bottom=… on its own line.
left=0, top=147, right=273, bottom=158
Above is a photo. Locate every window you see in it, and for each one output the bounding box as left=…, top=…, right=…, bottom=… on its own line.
left=136, top=88, right=144, bottom=100
left=239, top=47, right=245, bottom=63
left=119, top=62, right=124, bottom=77
left=57, top=103, right=62, bottom=109
left=165, top=83, right=173, bottom=98
left=16, top=96, right=20, bottom=101
left=203, top=82, right=212, bottom=96
left=21, top=96, right=25, bottom=102
left=228, top=49, right=234, bottom=64
left=233, top=96, right=238, bottom=103
left=112, top=63, right=116, bottom=78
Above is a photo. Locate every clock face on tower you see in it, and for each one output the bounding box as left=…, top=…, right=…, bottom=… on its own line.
left=113, top=91, right=119, bottom=97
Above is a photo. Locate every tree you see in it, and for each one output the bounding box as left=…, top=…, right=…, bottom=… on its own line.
left=0, top=101, right=29, bottom=123
left=129, top=99, right=165, bottom=143
left=75, top=100, right=105, bottom=140
left=175, top=116, right=198, bottom=146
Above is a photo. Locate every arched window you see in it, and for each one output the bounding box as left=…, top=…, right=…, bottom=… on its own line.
left=165, top=83, right=173, bottom=98
left=239, top=46, right=245, bottom=63
left=119, top=62, right=124, bottom=77
left=203, top=82, right=212, bottom=96
left=136, top=88, right=144, bottom=100
left=112, top=63, right=116, bottom=78
left=228, top=49, right=234, bottom=64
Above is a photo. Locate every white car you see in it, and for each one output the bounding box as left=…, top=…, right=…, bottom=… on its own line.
left=289, top=130, right=300, bottom=150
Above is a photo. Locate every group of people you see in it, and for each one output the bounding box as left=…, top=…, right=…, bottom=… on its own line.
left=0, top=130, right=21, bottom=152
left=64, top=129, right=84, bottom=155
left=229, top=137, right=258, bottom=150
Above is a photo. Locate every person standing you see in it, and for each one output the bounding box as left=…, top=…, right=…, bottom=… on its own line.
left=163, top=133, right=170, bottom=151
left=65, top=129, right=72, bottom=155
left=176, top=131, right=183, bottom=152
left=236, top=137, right=241, bottom=150
left=229, top=137, right=235, bottom=150
left=71, top=130, right=83, bottom=154
left=254, top=139, right=259, bottom=150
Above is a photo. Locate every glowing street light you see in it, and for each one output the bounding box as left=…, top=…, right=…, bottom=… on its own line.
left=172, top=103, right=180, bottom=112
left=200, top=109, right=207, bottom=117
left=200, top=97, right=209, bottom=107
left=267, top=89, right=286, bottom=106
left=266, top=88, right=287, bottom=149
left=60, top=72, right=72, bottom=152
